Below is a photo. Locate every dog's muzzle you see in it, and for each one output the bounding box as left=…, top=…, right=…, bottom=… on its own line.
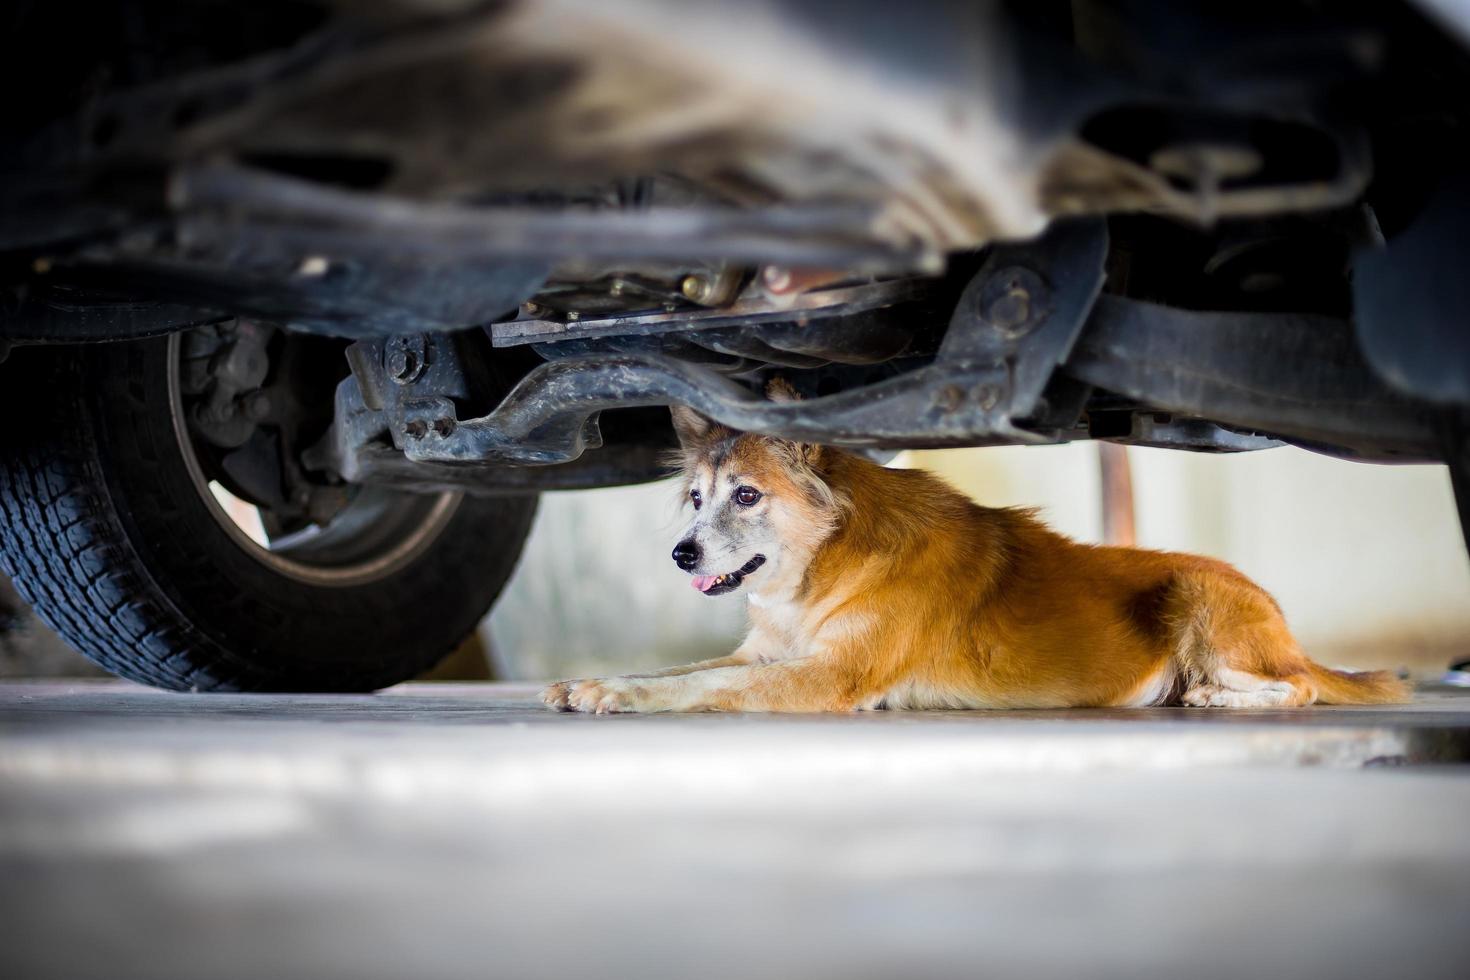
left=690, top=554, right=766, bottom=596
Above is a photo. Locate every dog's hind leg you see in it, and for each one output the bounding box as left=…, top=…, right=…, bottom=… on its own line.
left=1165, top=570, right=1320, bottom=708
left=1164, top=568, right=1411, bottom=706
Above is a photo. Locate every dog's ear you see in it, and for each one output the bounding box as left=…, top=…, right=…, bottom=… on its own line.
left=764, top=376, right=823, bottom=467
left=670, top=404, right=731, bottom=452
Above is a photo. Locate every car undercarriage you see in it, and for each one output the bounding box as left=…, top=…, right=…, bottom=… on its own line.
left=2, top=0, right=1469, bottom=690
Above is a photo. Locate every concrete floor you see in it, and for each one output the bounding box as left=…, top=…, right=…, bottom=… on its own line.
left=2, top=681, right=1470, bottom=980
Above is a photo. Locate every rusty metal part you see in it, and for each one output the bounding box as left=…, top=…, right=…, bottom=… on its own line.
left=976, top=266, right=1046, bottom=337
left=316, top=220, right=1109, bottom=473
left=385, top=334, right=427, bottom=386
left=178, top=319, right=273, bottom=448
left=758, top=266, right=854, bottom=304
left=491, top=278, right=927, bottom=347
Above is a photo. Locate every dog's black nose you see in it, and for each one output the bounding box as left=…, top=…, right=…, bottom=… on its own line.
left=672, top=540, right=701, bottom=570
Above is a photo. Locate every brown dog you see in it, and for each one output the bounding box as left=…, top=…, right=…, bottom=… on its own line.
left=542, top=387, right=1410, bottom=713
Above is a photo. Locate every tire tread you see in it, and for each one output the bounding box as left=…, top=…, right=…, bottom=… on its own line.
left=0, top=345, right=533, bottom=692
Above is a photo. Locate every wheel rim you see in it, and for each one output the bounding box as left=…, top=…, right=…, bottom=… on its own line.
left=167, top=330, right=462, bottom=587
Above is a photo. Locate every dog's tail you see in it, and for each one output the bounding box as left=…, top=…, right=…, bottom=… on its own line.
left=1305, top=662, right=1412, bottom=705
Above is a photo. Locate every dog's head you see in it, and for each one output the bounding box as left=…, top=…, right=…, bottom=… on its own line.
left=668, top=381, right=842, bottom=597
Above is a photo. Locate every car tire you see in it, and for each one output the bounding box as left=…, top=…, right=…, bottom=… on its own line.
left=0, top=337, right=537, bottom=692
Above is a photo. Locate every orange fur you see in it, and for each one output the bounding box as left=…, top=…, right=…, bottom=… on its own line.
left=543, top=430, right=1410, bottom=713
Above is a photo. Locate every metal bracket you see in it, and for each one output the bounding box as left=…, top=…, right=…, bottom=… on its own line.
left=939, top=217, right=1109, bottom=439
left=367, top=219, right=1110, bottom=466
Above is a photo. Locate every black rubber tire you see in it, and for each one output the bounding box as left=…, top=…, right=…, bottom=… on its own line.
left=0, top=339, right=537, bottom=692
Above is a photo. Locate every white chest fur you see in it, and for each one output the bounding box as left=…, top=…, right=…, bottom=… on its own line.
left=745, top=590, right=807, bottom=660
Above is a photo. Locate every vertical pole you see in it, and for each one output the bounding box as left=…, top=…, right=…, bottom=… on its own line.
left=1098, top=442, right=1136, bottom=546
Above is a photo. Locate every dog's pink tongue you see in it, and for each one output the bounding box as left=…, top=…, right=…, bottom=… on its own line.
left=691, top=575, right=718, bottom=592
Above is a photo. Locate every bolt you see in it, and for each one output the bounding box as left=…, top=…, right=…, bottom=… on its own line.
left=936, top=385, right=965, bottom=413
left=432, top=417, right=457, bottom=438
left=567, top=310, right=581, bottom=321
left=404, top=419, right=429, bottom=440
left=609, top=280, right=626, bottom=297
left=987, top=284, right=1031, bottom=331
left=31, top=257, right=52, bottom=275
left=387, top=348, right=417, bottom=384
left=681, top=274, right=713, bottom=304
left=975, top=386, right=1000, bottom=411
left=523, top=302, right=542, bottom=316
left=980, top=265, right=1045, bottom=336
left=762, top=266, right=793, bottom=293
left=663, top=303, right=678, bottom=312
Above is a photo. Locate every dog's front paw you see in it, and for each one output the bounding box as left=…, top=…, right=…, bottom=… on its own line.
left=540, top=680, right=576, bottom=711
left=565, top=677, right=650, bottom=714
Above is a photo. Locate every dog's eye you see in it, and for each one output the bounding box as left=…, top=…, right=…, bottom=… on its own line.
left=734, top=486, right=762, bottom=506
left=690, top=489, right=702, bottom=510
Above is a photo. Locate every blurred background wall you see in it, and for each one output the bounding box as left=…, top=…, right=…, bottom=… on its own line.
left=5, top=443, right=1468, bottom=681
left=0, top=575, right=106, bottom=679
